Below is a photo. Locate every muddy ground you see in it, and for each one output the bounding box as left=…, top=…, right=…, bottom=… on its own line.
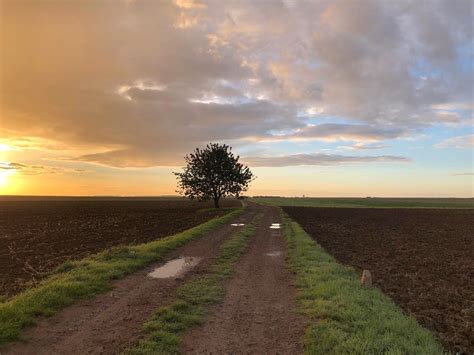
left=0, top=198, right=239, bottom=297
left=284, top=207, right=474, bottom=354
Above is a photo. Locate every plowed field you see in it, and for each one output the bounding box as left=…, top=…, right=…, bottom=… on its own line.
left=284, top=207, right=474, bottom=354
left=0, top=198, right=239, bottom=297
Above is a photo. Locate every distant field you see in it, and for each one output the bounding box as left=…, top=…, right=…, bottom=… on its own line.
left=253, top=197, right=474, bottom=208
left=0, top=197, right=240, bottom=297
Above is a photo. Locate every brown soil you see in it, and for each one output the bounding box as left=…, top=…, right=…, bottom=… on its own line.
left=284, top=207, right=474, bottom=354
left=181, top=204, right=306, bottom=354
left=0, top=198, right=239, bottom=297
left=2, top=205, right=257, bottom=355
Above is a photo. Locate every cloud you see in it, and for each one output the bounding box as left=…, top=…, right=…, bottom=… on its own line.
left=0, top=162, right=23, bottom=171
left=0, top=0, right=472, bottom=167
left=0, top=137, right=66, bottom=151
left=0, top=162, right=85, bottom=175
left=246, top=124, right=406, bottom=142
left=436, top=135, right=474, bottom=149
left=339, top=142, right=389, bottom=150
left=435, top=111, right=463, bottom=125
left=432, top=107, right=473, bottom=127
left=242, top=153, right=410, bottom=167
left=432, top=102, right=474, bottom=111
left=174, top=0, right=206, bottom=10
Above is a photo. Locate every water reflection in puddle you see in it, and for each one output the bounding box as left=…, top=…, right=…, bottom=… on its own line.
left=269, top=223, right=281, bottom=229
left=231, top=223, right=246, bottom=227
left=265, top=251, right=282, bottom=257
left=148, top=257, right=201, bottom=279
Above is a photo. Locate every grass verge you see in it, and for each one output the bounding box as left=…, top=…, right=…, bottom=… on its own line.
left=0, top=207, right=244, bottom=347
left=125, top=213, right=261, bottom=354
left=283, top=213, right=443, bottom=354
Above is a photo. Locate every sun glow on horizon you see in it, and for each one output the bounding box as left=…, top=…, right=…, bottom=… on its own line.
left=0, top=144, right=14, bottom=152
left=0, top=161, right=19, bottom=193
left=0, top=169, right=15, bottom=191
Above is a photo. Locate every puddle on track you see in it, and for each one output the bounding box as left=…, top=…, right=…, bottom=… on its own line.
left=231, top=223, right=246, bottom=227
left=148, top=257, right=201, bottom=279
left=265, top=251, right=282, bottom=257
left=270, top=223, right=281, bottom=229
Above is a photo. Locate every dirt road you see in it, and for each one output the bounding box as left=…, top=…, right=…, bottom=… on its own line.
left=3, top=203, right=305, bottom=354
left=181, top=204, right=306, bottom=354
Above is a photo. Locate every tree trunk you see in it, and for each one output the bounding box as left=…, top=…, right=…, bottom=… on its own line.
left=214, top=197, right=220, bottom=208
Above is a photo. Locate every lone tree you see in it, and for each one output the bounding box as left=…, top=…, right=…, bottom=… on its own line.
left=174, top=143, right=254, bottom=208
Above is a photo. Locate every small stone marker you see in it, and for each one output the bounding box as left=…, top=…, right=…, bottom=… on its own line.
left=361, top=269, right=372, bottom=286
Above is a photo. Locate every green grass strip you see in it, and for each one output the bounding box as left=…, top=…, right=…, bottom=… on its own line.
left=0, top=207, right=244, bottom=347
left=125, top=213, right=262, bottom=354
left=283, top=213, right=443, bottom=354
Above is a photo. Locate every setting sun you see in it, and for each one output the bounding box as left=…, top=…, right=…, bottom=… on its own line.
left=0, top=144, right=13, bottom=152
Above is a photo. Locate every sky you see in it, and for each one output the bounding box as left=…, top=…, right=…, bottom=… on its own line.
left=0, top=0, right=472, bottom=197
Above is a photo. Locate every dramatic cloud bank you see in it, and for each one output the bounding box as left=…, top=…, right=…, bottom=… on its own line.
left=1, top=0, right=472, bottom=168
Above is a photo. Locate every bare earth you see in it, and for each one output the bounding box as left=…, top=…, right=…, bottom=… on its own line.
left=0, top=198, right=239, bottom=297
left=3, top=203, right=305, bottom=354
left=181, top=204, right=306, bottom=354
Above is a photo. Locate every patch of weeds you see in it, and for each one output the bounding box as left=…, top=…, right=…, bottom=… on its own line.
left=125, top=213, right=261, bottom=354
left=282, top=213, right=443, bottom=354
left=0, top=208, right=244, bottom=347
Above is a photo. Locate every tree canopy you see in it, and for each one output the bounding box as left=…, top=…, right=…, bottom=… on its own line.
left=174, top=143, right=254, bottom=208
